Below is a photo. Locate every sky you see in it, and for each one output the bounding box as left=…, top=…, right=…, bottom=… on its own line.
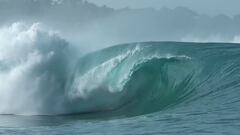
left=87, top=0, right=240, bottom=16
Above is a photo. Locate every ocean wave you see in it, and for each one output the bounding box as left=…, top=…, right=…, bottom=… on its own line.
left=1, top=24, right=240, bottom=118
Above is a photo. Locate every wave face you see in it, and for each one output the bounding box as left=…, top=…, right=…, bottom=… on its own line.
left=66, top=42, right=240, bottom=118
left=1, top=24, right=240, bottom=117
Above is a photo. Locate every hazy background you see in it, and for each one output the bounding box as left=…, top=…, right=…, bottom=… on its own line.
left=87, top=0, right=240, bottom=16
left=0, top=0, right=240, bottom=51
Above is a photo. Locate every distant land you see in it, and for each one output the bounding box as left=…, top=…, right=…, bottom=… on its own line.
left=1, top=0, right=240, bottom=46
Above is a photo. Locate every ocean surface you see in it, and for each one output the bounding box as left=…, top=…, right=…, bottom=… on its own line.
left=1, top=42, right=240, bottom=134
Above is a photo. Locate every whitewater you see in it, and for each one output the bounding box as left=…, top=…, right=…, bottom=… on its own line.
left=1, top=23, right=240, bottom=134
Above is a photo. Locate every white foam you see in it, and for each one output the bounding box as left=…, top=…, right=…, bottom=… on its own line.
left=0, top=22, right=71, bottom=115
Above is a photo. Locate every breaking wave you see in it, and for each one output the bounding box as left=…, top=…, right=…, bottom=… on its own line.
left=1, top=23, right=240, bottom=119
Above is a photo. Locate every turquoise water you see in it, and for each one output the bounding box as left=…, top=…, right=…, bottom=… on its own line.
left=1, top=42, right=240, bottom=134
